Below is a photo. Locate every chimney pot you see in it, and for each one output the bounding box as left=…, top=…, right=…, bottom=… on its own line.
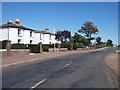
left=45, top=26, right=49, bottom=31
left=7, top=19, right=13, bottom=25
left=15, top=18, right=20, bottom=25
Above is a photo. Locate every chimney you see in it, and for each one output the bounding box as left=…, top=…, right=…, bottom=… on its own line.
left=45, top=26, right=49, bottom=31
left=15, top=18, right=20, bottom=25
left=7, top=19, right=13, bottom=25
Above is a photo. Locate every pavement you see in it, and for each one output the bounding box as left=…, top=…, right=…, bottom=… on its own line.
left=104, top=52, right=119, bottom=87
left=2, top=47, right=117, bottom=88
left=1, top=48, right=107, bottom=67
left=105, top=52, right=118, bottom=75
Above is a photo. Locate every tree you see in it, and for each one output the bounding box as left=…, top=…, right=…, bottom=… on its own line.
left=96, top=37, right=102, bottom=45
left=55, top=30, right=71, bottom=43
left=78, top=21, right=99, bottom=46
left=55, top=30, right=63, bottom=42
left=106, top=39, right=113, bottom=46
left=62, top=30, right=71, bottom=42
left=73, top=32, right=82, bottom=43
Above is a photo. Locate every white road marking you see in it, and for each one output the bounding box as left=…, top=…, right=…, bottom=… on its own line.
left=30, top=79, right=47, bottom=89
left=61, top=62, right=72, bottom=69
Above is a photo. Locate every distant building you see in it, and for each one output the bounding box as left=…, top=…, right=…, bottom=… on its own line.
left=0, top=19, right=59, bottom=44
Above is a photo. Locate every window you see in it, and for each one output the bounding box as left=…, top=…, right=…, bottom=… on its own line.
left=30, top=40, right=32, bottom=44
left=18, top=39, right=21, bottom=43
left=49, top=34, right=52, bottom=40
left=40, top=34, right=42, bottom=40
left=30, top=31, right=32, bottom=37
left=18, top=29, right=21, bottom=36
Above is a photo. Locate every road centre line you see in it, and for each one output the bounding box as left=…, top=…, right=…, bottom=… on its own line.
left=61, top=62, right=72, bottom=69
left=29, top=79, right=47, bottom=89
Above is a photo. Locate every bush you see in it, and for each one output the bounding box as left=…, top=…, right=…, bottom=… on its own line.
left=49, top=44, right=54, bottom=48
left=95, top=45, right=103, bottom=49
left=61, top=43, right=71, bottom=50
left=42, top=44, right=58, bottom=52
left=0, top=40, right=9, bottom=49
left=73, top=43, right=83, bottom=50
left=11, top=43, right=27, bottom=49
left=42, top=45, right=49, bottom=52
left=28, top=44, right=40, bottom=53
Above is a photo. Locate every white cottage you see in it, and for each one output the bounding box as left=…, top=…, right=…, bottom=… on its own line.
left=0, top=19, right=58, bottom=45
left=34, top=28, right=56, bottom=44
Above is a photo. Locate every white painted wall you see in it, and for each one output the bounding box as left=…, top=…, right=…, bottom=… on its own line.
left=23, top=30, right=35, bottom=44
left=42, top=34, right=50, bottom=44
left=34, top=33, right=43, bottom=44
left=0, top=28, right=8, bottom=41
left=9, top=28, right=19, bottom=44
left=0, top=27, right=60, bottom=45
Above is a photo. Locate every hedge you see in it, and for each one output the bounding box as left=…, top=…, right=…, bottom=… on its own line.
left=28, top=44, right=40, bottom=53
left=73, top=43, right=83, bottom=50
left=42, top=44, right=57, bottom=52
left=61, top=43, right=71, bottom=50
left=0, top=40, right=8, bottom=49
left=11, top=43, right=27, bottom=49
left=61, top=43, right=83, bottom=50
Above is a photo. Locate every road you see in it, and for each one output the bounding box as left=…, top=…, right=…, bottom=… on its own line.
left=2, top=47, right=117, bottom=88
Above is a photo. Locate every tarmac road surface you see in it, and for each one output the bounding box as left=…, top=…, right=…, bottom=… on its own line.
left=2, top=47, right=117, bottom=88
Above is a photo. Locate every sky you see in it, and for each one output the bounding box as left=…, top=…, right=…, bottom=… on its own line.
left=1, top=2, right=118, bottom=44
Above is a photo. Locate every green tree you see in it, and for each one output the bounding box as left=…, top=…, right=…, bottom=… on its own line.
left=96, top=37, right=102, bottom=45
left=72, top=32, right=90, bottom=47
left=73, top=32, right=82, bottom=43
left=78, top=21, right=99, bottom=46
left=106, top=39, right=113, bottom=46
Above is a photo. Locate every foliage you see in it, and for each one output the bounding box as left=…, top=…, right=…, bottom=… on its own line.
left=73, top=32, right=83, bottom=43
left=73, top=43, right=83, bottom=50
left=96, top=37, right=102, bottom=45
left=106, top=39, right=113, bottom=47
left=78, top=21, right=99, bottom=45
left=11, top=43, right=27, bottom=49
left=42, top=45, right=49, bottom=52
left=28, top=44, right=40, bottom=53
left=60, top=43, right=71, bottom=50
left=95, top=45, right=103, bottom=49
left=42, top=44, right=57, bottom=52
left=55, top=30, right=71, bottom=43
left=0, top=40, right=9, bottom=49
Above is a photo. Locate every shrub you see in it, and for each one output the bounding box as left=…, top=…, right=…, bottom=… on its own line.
left=28, top=44, right=40, bottom=53
left=73, top=43, right=82, bottom=50
left=95, top=45, right=103, bottom=49
left=49, top=44, right=54, bottom=48
left=11, top=43, right=27, bottom=49
left=42, top=44, right=58, bottom=52
left=0, top=40, right=9, bottom=49
left=42, top=45, right=49, bottom=52
left=61, top=43, right=71, bottom=50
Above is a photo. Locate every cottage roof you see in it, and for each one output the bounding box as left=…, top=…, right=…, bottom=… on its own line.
left=35, top=30, right=54, bottom=35
left=0, top=24, right=34, bottom=31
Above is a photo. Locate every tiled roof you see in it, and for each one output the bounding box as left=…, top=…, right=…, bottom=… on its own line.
left=35, top=30, right=54, bottom=35
left=0, top=24, right=54, bottom=34
left=0, top=24, right=34, bottom=30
